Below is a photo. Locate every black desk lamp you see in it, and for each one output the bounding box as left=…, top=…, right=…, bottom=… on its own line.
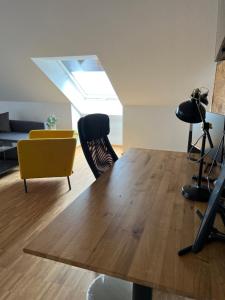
left=176, top=88, right=213, bottom=202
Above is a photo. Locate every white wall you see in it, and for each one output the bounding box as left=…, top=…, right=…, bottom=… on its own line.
left=71, top=105, right=81, bottom=132
left=121, top=0, right=218, bottom=151
left=72, top=105, right=123, bottom=145
left=109, top=115, right=123, bottom=145
left=124, top=106, right=190, bottom=152
left=0, top=0, right=218, bottom=107
left=0, top=0, right=218, bottom=151
left=0, top=100, right=123, bottom=145
left=0, top=101, right=72, bottom=129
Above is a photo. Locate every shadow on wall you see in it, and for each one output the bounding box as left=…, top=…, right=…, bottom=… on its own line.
left=123, top=105, right=188, bottom=152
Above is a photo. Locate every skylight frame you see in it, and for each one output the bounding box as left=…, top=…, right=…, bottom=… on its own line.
left=31, top=55, right=123, bottom=116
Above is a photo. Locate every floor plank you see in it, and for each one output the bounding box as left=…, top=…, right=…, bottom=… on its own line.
left=0, top=146, right=191, bottom=299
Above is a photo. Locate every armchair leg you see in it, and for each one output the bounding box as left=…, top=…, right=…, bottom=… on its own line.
left=67, top=176, right=71, bottom=190
left=24, top=179, right=28, bottom=193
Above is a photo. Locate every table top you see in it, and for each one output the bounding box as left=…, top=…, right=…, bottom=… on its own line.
left=24, top=149, right=225, bottom=300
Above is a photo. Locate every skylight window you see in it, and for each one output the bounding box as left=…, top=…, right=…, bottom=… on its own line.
left=71, top=72, right=117, bottom=99
left=31, top=55, right=122, bottom=115
left=61, top=58, right=118, bottom=100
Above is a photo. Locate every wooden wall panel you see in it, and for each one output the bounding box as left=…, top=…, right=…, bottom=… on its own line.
left=216, top=0, right=225, bottom=60
left=212, top=61, right=225, bottom=114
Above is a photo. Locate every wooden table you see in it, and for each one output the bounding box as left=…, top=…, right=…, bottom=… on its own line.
left=24, top=149, right=225, bottom=300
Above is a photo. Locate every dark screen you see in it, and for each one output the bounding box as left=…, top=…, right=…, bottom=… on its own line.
left=192, top=112, right=225, bottom=163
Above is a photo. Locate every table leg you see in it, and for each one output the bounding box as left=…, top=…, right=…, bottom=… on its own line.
left=132, top=283, right=152, bottom=300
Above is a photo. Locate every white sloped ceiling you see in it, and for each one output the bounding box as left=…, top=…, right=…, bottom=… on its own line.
left=0, top=0, right=218, bottom=105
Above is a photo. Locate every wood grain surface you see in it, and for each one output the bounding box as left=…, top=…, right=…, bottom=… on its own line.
left=212, top=61, right=225, bottom=114
left=24, top=149, right=225, bottom=300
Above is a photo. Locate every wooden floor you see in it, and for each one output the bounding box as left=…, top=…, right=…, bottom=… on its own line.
left=0, top=147, right=191, bottom=300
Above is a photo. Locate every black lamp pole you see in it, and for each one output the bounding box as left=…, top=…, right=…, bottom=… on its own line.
left=197, top=100, right=213, bottom=183
left=176, top=89, right=213, bottom=202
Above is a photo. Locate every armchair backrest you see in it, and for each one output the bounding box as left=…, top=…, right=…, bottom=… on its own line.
left=78, top=114, right=118, bottom=179
left=17, top=138, right=76, bottom=179
left=29, top=130, right=76, bottom=139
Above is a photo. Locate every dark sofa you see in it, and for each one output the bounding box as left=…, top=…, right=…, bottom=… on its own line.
left=0, top=120, right=45, bottom=161
left=0, top=120, right=45, bottom=142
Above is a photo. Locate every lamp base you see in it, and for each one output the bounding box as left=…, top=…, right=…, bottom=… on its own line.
left=181, top=185, right=211, bottom=202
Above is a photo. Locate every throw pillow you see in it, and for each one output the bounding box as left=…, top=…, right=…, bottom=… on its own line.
left=0, top=112, right=11, bottom=132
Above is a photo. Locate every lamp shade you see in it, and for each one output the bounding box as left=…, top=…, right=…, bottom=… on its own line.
left=176, top=99, right=206, bottom=124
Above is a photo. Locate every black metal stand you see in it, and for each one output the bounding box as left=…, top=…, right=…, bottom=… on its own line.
left=192, top=175, right=215, bottom=184
left=182, top=184, right=211, bottom=202
left=191, top=129, right=225, bottom=198
left=132, top=283, right=152, bottom=300
left=24, top=179, right=28, bottom=193
left=67, top=176, right=71, bottom=190
left=178, top=205, right=225, bottom=256
left=182, top=121, right=212, bottom=202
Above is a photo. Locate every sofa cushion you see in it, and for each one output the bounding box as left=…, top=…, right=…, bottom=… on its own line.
left=0, top=112, right=11, bottom=132
left=10, top=120, right=45, bottom=133
left=0, top=132, right=28, bottom=142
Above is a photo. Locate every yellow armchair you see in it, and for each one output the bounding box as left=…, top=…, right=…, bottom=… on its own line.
left=17, top=130, right=77, bottom=192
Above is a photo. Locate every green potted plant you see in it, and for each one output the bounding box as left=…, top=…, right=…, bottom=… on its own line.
left=46, top=114, right=57, bottom=130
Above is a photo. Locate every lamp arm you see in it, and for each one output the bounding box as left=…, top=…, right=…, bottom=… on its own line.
left=195, top=99, right=205, bottom=123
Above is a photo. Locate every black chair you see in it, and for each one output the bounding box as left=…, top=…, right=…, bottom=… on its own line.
left=78, top=114, right=118, bottom=178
